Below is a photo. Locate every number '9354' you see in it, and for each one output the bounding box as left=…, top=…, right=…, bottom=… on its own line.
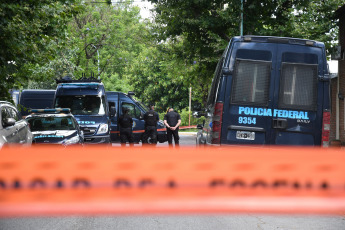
left=238, top=116, right=256, bottom=125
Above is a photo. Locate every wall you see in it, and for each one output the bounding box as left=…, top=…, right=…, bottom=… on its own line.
left=331, top=4, right=345, bottom=145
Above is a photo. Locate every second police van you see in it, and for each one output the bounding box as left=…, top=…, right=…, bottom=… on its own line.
left=196, top=36, right=331, bottom=147
left=106, top=91, right=167, bottom=144
left=52, top=76, right=166, bottom=144
left=54, top=76, right=114, bottom=144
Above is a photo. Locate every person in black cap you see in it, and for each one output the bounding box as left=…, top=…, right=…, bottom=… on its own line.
left=118, top=107, right=134, bottom=146
left=142, top=104, right=159, bottom=145
left=163, top=106, right=181, bottom=147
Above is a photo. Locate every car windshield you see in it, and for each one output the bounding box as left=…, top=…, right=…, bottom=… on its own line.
left=55, top=95, right=106, bottom=115
left=28, top=116, right=76, bottom=131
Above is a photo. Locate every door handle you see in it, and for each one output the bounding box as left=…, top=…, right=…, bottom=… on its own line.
left=272, top=118, right=287, bottom=129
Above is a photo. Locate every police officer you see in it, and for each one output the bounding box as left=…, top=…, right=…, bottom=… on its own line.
left=142, top=104, right=159, bottom=145
left=163, top=107, right=181, bottom=147
left=118, top=107, right=134, bottom=146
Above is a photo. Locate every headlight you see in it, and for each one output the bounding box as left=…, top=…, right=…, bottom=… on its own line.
left=63, top=136, right=80, bottom=145
left=96, top=123, right=109, bottom=135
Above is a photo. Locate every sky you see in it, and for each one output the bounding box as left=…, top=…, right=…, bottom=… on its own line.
left=133, top=0, right=154, bottom=19
left=112, top=0, right=154, bottom=19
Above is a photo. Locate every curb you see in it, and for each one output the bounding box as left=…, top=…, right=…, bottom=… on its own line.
left=179, top=132, right=197, bottom=136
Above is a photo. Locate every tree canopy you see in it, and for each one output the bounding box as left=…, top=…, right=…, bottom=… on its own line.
left=148, top=0, right=343, bottom=106
left=0, top=0, right=343, bottom=113
left=0, top=0, right=83, bottom=99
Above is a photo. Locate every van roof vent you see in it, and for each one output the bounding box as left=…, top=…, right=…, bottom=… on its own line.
left=56, top=73, right=101, bottom=84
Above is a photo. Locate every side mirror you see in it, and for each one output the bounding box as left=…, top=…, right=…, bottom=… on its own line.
left=3, top=118, right=16, bottom=127
left=108, top=102, right=116, bottom=117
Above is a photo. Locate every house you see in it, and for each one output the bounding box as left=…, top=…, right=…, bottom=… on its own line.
left=330, top=4, right=345, bottom=145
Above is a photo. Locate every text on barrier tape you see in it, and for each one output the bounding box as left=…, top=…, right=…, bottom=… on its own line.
left=0, top=146, right=344, bottom=216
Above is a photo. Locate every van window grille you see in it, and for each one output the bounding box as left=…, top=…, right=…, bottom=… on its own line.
left=279, top=63, right=318, bottom=111
left=231, top=59, right=271, bottom=106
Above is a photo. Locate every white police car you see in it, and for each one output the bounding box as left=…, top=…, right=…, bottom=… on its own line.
left=25, top=108, right=84, bottom=146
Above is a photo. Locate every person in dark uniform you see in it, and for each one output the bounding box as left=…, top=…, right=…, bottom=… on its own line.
left=118, top=108, right=134, bottom=146
left=142, top=104, right=159, bottom=145
left=163, top=107, right=181, bottom=147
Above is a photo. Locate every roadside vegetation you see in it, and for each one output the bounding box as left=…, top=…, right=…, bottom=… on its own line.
left=1, top=0, right=343, bottom=125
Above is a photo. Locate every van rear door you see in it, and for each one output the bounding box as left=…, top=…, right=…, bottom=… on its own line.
left=271, top=44, right=323, bottom=145
left=225, top=42, right=276, bottom=145
left=224, top=40, right=324, bottom=146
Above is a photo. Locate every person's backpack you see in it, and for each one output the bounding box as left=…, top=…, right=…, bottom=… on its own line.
left=145, top=111, right=157, bottom=126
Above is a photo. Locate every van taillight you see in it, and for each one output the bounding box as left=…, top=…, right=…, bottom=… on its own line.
left=322, top=111, right=330, bottom=147
left=211, top=102, right=224, bottom=144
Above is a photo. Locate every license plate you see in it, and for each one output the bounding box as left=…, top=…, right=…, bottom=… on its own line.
left=236, top=131, right=255, bottom=140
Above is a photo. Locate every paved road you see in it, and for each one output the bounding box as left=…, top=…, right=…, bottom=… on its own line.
left=1, top=215, right=344, bottom=230
left=111, top=131, right=197, bottom=147
left=1, top=133, right=344, bottom=230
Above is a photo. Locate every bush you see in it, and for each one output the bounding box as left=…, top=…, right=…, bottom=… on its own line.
left=159, top=107, right=204, bottom=127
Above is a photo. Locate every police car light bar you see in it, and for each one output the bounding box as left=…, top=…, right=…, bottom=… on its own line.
left=29, top=108, right=71, bottom=114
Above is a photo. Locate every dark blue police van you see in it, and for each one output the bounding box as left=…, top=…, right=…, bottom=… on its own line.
left=106, top=91, right=167, bottom=144
left=52, top=77, right=166, bottom=144
left=196, top=36, right=331, bottom=147
left=53, top=78, right=115, bottom=144
left=18, top=89, right=56, bottom=118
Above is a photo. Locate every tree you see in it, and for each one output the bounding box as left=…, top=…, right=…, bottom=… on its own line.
left=148, top=0, right=344, bottom=105
left=126, top=38, right=206, bottom=112
left=67, top=2, right=147, bottom=77
left=0, top=0, right=83, bottom=99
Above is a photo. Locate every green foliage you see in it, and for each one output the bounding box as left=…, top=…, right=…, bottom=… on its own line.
left=67, top=1, right=147, bottom=82
left=148, top=0, right=343, bottom=106
left=178, top=108, right=204, bottom=127
left=289, top=0, right=343, bottom=53
left=0, top=0, right=83, bottom=99
left=159, top=107, right=205, bottom=126
left=126, top=39, right=205, bottom=113
left=1, top=0, right=343, bottom=111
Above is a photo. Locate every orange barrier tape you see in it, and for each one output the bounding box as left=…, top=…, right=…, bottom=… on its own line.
left=0, top=145, right=344, bottom=216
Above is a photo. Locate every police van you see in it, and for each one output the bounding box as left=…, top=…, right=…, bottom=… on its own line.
left=52, top=76, right=166, bottom=144
left=18, top=89, right=56, bottom=118
left=196, top=36, right=331, bottom=147
left=106, top=91, right=167, bottom=144
left=54, top=77, right=115, bottom=144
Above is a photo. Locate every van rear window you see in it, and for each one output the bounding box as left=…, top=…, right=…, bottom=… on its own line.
left=279, top=63, right=318, bottom=111
left=236, top=49, right=272, bottom=61
left=231, top=59, right=271, bottom=106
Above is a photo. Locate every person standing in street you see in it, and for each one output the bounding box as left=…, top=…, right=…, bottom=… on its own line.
left=118, top=108, right=134, bottom=146
left=163, top=107, right=181, bottom=147
left=142, top=104, right=159, bottom=145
